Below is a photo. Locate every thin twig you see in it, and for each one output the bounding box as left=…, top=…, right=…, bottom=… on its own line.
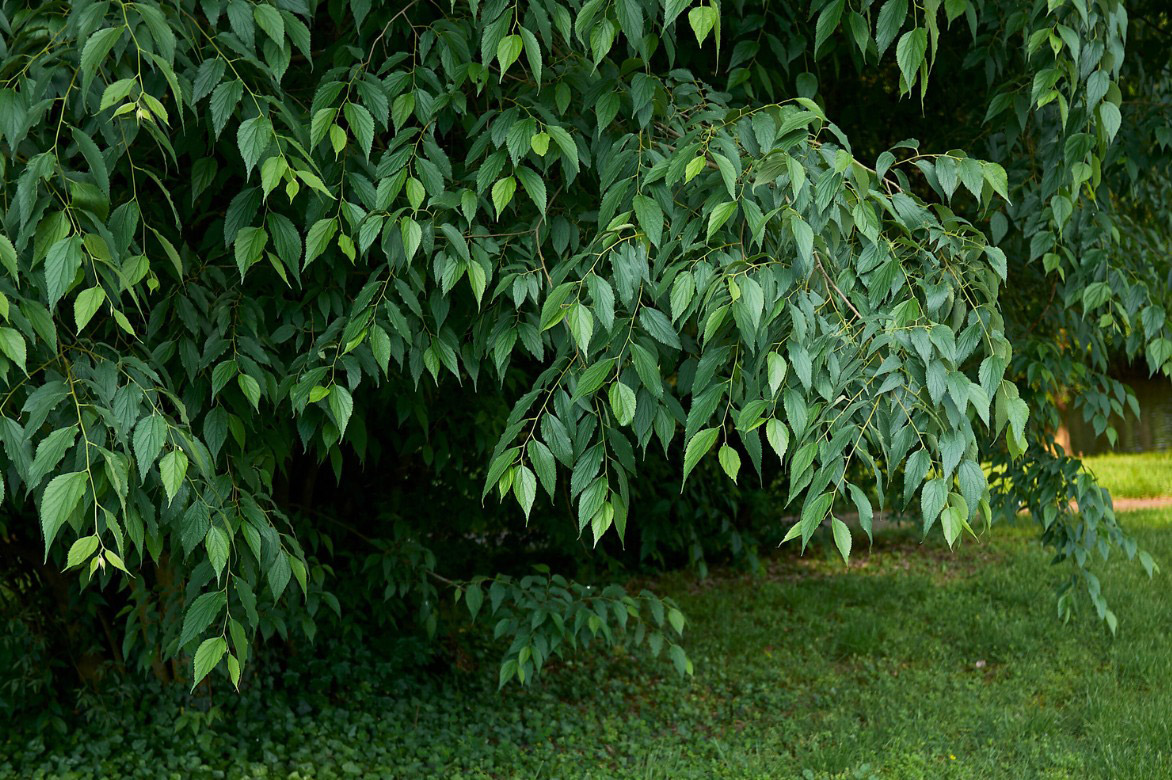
left=815, top=255, right=861, bottom=319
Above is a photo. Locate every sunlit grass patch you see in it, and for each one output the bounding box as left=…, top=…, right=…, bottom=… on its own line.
left=1083, top=450, right=1172, bottom=499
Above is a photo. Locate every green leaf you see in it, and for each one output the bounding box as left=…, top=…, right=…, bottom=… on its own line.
left=717, top=443, right=741, bottom=483
left=875, top=0, right=907, bottom=55
left=789, top=346, right=813, bottom=390
left=572, top=358, right=613, bottom=401
left=814, top=0, right=844, bottom=55
left=210, top=80, right=244, bottom=138
left=45, top=235, right=83, bottom=311
left=206, top=525, right=230, bottom=579
left=289, top=553, right=307, bottom=598
left=664, top=0, right=690, bottom=26
left=212, top=360, right=239, bottom=397
left=940, top=430, right=965, bottom=479
left=296, top=169, right=335, bottom=200
left=527, top=440, right=557, bottom=497
left=328, top=385, right=354, bottom=437
left=540, top=282, right=576, bottom=331
left=99, top=78, right=134, bottom=112
left=1099, top=102, right=1121, bottom=142
left=133, top=414, right=168, bottom=478
left=401, top=217, right=422, bottom=261
left=941, top=505, right=963, bottom=548
left=765, top=418, right=789, bottom=461
left=847, top=483, right=874, bottom=541
left=72, top=286, right=106, bottom=333
left=831, top=517, right=852, bottom=562
left=688, top=5, right=718, bottom=47
left=465, top=582, right=484, bottom=619
left=159, top=449, right=189, bottom=505
left=985, top=245, right=1008, bottom=281
left=957, top=459, right=987, bottom=513
left=344, top=102, right=375, bottom=159
left=957, top=156, right=984, bottom=198
left=391, top=93, right=415, bottom=131
left=682, top=427, right=719, bottom=484
left=237, top=373, right=262, bottom=411
left=789, top=442, right=817, bottom=493
left=608, top=381, right=637, bottom=426
left=670, top=272, right=695, bottom=322
left=669, top=643, right=691, bottom=676
left=738, top=275, right=764, bottom=331
left=492, top=177, right=517, bottom=218
left=639, top=308, right=681, bottom=349
left=103, top=540, right=128, bottom=570
left=800, top=492, right=833, bottom=545
left=496, top=35, right=524, bottom=78
left=666, top=607, right=686, bottom=636
left=329, top=124, right=347, bottom=156
left=253, top=4, right=285, bottom=46
left=29, top=427, right=78, bottom=489
left=72, top=127, right=110, bottom=197
left=0, top=327, right=27, bottom=374
left=513, top=465, right=537, bottom=518
left=895, top=27, right=928, bottom=92
left=921, top=477, right=946, bottom=533
left=706, top=201, right=738, bottom=240
left=192, top=637, right=228, bottom=690
left=236, top=116, right=273, bottom=178
left=630, top=343, right=662, bottom=398
left=310, top=108, right=336, bottom=148
left=233, top=226, right=268, bottom=279
left=545, top=125, right=579, bottom=172
left=767, top=352, right=787, bottom=395
left=179, top=591, right=227, bottom=648
left=791, top=216, right=814, bottom=269
left=519, top=27, right=543, bottom=84
left=566, top=303, right=593, bottom=354
left=935, top=154, right=958, bottom=200
left=514, top=166, right=547, bottom=215
left=80, top=27, right=124, bottom=92
left=304, top=218, right=338, bottom=268
left=926, top=361, right=947, bottom=404
left=105, top=545, right=134, bottom=572
left=406, top=177, right=426, bottom=210
left=268, top=552, right=292, bottom=600
left=65, top=535, right=100, bottom=569
left=633, top=194, right=664, bottom=246
left=982, top=161, right=1010, bottom=202
left=0, top=233, right=17, bottom=280
left=260, top=156, right=289, bottom=201
left=40, top=471, right=89, bottom=560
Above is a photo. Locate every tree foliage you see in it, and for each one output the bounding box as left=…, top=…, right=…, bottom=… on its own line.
left=0, top=0, right=1168, bottom=700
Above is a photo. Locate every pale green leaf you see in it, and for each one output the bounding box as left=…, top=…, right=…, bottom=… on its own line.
left=40, top=471, right=89, bottom=560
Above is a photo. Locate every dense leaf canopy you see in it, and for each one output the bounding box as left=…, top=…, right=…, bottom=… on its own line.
left=0, top=0, right=1169, bottom=698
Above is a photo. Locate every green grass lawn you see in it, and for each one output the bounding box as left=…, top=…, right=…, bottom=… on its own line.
left=9, top=508, right=1171, bottom=779
left=1083, top=450, right=1172, bottom=499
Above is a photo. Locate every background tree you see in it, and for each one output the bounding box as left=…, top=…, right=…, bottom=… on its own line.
left=0, top=0, right=1167, bottom=711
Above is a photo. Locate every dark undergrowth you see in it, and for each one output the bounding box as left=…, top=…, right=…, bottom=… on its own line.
left=4, top=507, right=1170, bottom=779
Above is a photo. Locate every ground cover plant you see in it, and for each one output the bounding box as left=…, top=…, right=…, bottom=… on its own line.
left=0, top=0, right=1171, bottom=734
left=5, top=502, right=1172, bottom=778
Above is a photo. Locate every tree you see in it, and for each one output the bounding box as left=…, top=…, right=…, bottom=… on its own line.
left=0, top=0, right=1167, bottom=699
